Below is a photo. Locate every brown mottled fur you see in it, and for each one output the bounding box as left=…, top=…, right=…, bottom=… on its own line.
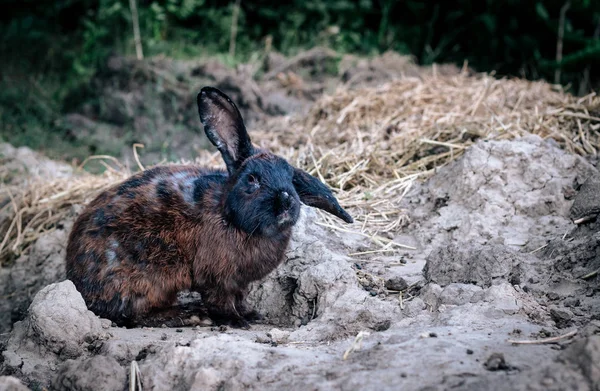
left=67, top=164, right=295, bottom=326
left=66, top=86, right=352, bottom=328
left=66, top=164, right=292, bottom=327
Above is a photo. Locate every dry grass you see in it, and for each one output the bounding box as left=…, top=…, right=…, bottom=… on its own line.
left=0, top=162, right=129, bottom=264
left=253, top=68, right=600, bottom=241
left=1, top=68, right=599, bottom=264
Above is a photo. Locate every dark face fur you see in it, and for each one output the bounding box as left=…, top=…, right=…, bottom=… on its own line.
left=197, top=86, right=353, bottom=232
left=225, top=154, right=301, bottom=236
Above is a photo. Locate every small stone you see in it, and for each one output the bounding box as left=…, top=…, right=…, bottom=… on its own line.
left=563, top=297, right=580, bottom=308
left=188, top=315, right=201, bottom=325
left=549, top=307, right=574, bottom=329
left=466, top=349, right=474, bottom=355
left=429, top=332, right=438, bottom=338
left=484, top=353, right=511, bottom=371
left=385, top=276, right=408, bottom=291
left=175, top=329, right=183, bottom=333
left=255, top=335, right=271, bottom=344
left=160, top=333, right=168, bottom=341
left=267, top=328, right=290, bottom=344
left=546, top=292, right=560, bottom=301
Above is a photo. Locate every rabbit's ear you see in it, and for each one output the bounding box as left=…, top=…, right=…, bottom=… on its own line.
left=292, top=168, right=353, bottom=223
left=197, top=87, right=254, bottom=173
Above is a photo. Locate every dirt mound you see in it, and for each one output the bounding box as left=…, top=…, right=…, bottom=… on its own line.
left=1, top=136, right=599, bottom=391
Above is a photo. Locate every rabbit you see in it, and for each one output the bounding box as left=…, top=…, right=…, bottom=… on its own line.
left=66, top=86, right=353, bottom=328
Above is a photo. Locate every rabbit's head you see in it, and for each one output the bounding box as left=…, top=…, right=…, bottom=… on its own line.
left=197, top=87, right=352, bottom=237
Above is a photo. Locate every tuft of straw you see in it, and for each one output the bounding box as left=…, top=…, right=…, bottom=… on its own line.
left=1, top=71, right=599, bottom=264
left=0, top=163, right=129, bottom=265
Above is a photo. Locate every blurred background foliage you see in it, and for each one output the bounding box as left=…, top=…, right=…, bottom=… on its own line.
left=1, top=0, right=599, bottom=158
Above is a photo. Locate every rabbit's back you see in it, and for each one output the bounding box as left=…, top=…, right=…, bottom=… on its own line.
left=66, top=165, right=227, bottom=323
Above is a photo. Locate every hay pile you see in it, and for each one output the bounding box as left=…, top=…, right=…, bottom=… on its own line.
left=253, top=69, right=600, bottom=243
left=1, top=68, right=599, bottom=263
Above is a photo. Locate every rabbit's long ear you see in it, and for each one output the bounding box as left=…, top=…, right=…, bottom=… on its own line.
left=197, top=87, right=254, bottom=174
left=292, top=168, right=353, bottom=223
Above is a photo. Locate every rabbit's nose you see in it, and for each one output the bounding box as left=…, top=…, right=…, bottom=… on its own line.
left=278, top=191, right=292, bottom=210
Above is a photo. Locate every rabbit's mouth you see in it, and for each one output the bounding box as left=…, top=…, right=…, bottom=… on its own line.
left=276, top=203, right=300, bottom=228
left=277, top=211, right=296, bottom=227
left=277, top=211, right=294, bottom=226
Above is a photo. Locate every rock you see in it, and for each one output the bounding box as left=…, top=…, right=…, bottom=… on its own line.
left=484, top=352, right=511, bottom=371
left=549, top=306, right=574, bottom=329
left=52, top=356, right=126, bottom=391
left=267, top=328, right=290, bottom=344
left=563, top=298, right=580, bottom=308
left=0, top=376, right=30, bottom=391
left=385, top=276, right=408, bottom=291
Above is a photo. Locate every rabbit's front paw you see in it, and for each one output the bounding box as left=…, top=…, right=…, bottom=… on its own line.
left=241, top=309, right=263, bottom=322
left=210, top=312, right=251, bottom=329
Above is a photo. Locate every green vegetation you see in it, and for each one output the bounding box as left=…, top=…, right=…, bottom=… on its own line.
left=1, top=0, right=599, bottom=159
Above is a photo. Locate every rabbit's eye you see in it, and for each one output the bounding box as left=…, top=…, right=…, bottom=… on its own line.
left=246, top=174, right=260, bottom=193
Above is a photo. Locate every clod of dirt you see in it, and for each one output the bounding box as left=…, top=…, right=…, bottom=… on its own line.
left=1, top=228, right=70, bottom=334
left=2, top=281, right=107, bottom=383
left=483, top=352, right=512, bottom=371
left=247, top=208, right=398, bottom=340
left=550, top=307, right=575, bottom=329
left=266, top=328, right=290, bottom=344
left=384, top=275, right=408, bottom=291
left=570, top=173, right=600, bottom=221
left=438, top=283, right=484, bottom=306
left=548, top=230, right=600, bottom=275
left=424, top=243, right=532, bottom=288
left=52, top=356, right=126, bottom=391
left=0, top=376, right=29, bottom=391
